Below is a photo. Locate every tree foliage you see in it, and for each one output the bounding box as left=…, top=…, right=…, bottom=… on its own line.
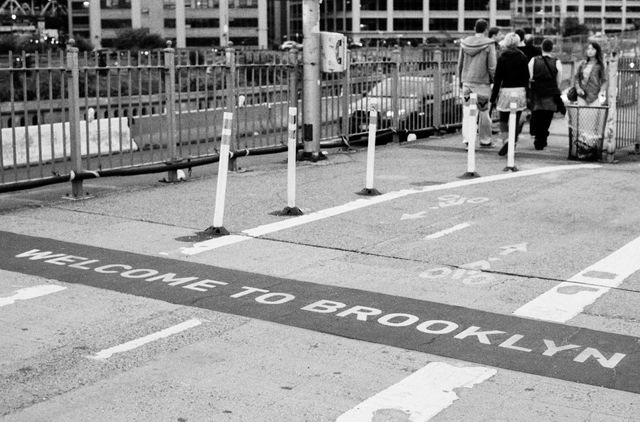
left=563, top=17, right=590, bottom=37
left=113, top=28, right=166, bottom=51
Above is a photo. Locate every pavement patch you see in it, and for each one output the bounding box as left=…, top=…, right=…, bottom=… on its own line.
left=0, top=230, right=639, bottom=394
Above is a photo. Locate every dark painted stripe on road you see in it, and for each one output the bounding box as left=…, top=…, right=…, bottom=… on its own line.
left=1, top=230, right=638, bottom=394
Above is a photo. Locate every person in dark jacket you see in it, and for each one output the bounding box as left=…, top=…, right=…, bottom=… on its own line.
left=490, top=32, right=530, bottom=156
left=528, top=38, right=563, bottom=150
left=519, top=34, right=542, bottom=62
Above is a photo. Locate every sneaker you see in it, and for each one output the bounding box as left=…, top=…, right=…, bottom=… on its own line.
left=462, top=139, right=469, bottom=145
left=498, top=143, right=509, bottom=156
left=479, top=141, right=493, bottom=148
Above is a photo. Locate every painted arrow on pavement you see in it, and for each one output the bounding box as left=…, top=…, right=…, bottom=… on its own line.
left=401, top=211, right=428, bottom=220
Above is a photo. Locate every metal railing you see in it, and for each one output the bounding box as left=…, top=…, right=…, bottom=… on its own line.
left=0, top=45, right=465, bottom=194
left=2, top=44, right=638, bottom=194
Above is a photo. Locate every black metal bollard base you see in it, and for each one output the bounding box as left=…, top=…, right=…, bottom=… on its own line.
left=271, top=206, right=304, bottom=216
left=459, top=172, right=480, bottom=179
left=357, top=188, right=382, bottom=196
left=201, top=226, right=230, bottom=237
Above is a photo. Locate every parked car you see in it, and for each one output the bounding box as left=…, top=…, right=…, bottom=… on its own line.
left=280, top=41, right=303, bottom=50
left=348, top=75, right=459, bottom=142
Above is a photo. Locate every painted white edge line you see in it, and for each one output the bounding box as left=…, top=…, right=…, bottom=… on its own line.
left=514, top=234, right=640, bottom=322
left=88, top=318, right=202, bottom=360
left=180, top=164, right=601, bottom=256
left=425, top=222, right=472, bottom=240
left=0, top=284, right=67, bottom=307
left=336, top=362, right=496, bottom=421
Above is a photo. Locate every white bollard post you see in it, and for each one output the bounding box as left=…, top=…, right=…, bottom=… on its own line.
left=358, top=104, right=382, bottom=196
left=504, top=99, right=519, bottom=172
left=205, top=112, right=234, bottom=236
left=280, top=107, right=303, bottom=215
left=461, top=93, right=480, bottom=178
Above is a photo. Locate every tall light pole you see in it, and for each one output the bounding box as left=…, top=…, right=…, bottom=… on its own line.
left=301, top=0, right=322, bottom=160
left=67, top=0, right=73, bottom=39
left=220, top=0, right=229, bottom=47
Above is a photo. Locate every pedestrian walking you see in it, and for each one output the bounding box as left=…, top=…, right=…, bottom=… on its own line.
left=573, top=41, right=608, bottom=106
left=488, top=27, right=504, bottom=54
left=457, top=19, right=497, bottom=147
left=528, top=38, right=563, bottom=151
left=490, top=33, right=529, bottom=156
left=519, top=34, right=542, bottom=62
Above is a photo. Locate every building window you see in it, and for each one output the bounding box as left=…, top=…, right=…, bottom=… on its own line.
left=429, top=18, right=457, bottom=30
left=497, top=0, right=510, bottom=10
left=361, top=0, right=386, bottom=10
left=187, top=18, right=220, bottom=28
left=394, top=19, right=423, bottom=31
left=430, top=0, right=456, bottom=11
left=230, top=37, right=258, bottom=46
left=360, top=18, right=387, bottom=31
left=464, top=0, right=488, bottom=11
left=464, top=18, right=478, bottom=30
left=231, top=18, right=258, bottom=27
left=393, top=0, right=422, bottom=10
left=101, top=0, right=131, bottom=8
left=101, top=19, right=132, bottom=28
left=227, top=0, right=258, bottom=8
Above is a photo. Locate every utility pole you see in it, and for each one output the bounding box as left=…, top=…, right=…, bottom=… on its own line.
left=220, top=0, right=229, bottom=47
left=301, top=0, right=322, bottom=161
left=176, top=0, right=186, bottom=48
left=67, top=0, right=72, bottom=38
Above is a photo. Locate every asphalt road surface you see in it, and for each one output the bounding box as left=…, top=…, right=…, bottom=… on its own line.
left=1, top=126, right=639, bottom=421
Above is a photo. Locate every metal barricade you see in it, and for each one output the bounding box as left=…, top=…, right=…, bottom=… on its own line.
left=616, top=62, right=640, bottom=153
left=1, top=46, right=471, bottom=193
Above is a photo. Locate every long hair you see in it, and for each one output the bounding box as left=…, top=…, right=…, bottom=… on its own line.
left=587, top=42, right=604, bottom=68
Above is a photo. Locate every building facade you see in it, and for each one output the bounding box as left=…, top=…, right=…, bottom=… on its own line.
left=70, top=0, right=268, bottom=49
left=513, top=0, right=635, bottom=34
left=317, top=0, right=512, bottom=44
left=62, top=0, right=640, bottom=50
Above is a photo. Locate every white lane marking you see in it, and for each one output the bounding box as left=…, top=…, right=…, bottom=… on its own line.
left=514, top=235, right=640, bottom=322
left=88, top=318, right=202, bottom=360
left=0, top=285, right=67, bottom=307
left=336, top=362, right=496, bottom=422
left=180, top=164, right=600, bottom=255
left=425, top=222, right=472, bottom=240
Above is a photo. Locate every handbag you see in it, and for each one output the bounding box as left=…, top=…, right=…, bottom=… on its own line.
left=567, top=87, right=578, bottom=102
left=540, top=56, right=567, bottom=115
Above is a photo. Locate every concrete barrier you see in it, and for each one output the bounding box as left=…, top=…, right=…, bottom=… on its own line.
left=2, top=117, right=135, bottom=169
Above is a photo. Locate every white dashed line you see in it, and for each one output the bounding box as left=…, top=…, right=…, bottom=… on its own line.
left=336, top=362, right=496, bottom=421
left=425, top=222, right=472, bottom=240
left=514, top=235, right=640, bottom=322
left=88, top=318, right=202, bottom=360
left=0, top=284, right=67, bottom=307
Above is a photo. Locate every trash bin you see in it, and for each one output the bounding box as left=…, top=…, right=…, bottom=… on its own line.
left=566, top=104, right=609, bottom=161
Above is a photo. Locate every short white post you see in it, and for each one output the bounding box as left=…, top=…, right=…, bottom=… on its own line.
left=461, top=93, right=480, bottom=178
left=358, top=104, right=382, bottom=196
left=205, top=111, right=234, bottom=236
left=504, top=99, right=518, bottom=172
left=280, top=107, right=303, bottom=215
